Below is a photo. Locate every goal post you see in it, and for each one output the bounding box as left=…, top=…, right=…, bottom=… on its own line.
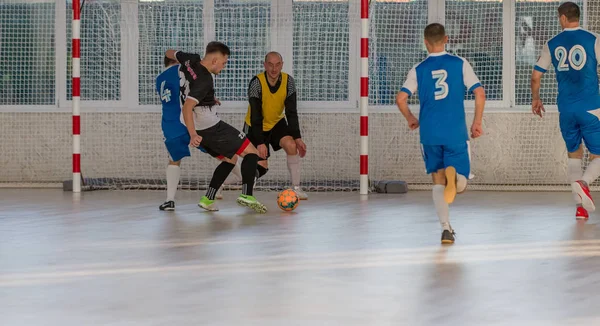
left=72, top=0, right=81, bottom=193
left=360, top=0, right=369, bottom=195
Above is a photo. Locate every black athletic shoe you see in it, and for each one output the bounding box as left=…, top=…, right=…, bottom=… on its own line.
left=159, top=201, right=175, bottom=211
left=441, top=229, right=456, bottom=244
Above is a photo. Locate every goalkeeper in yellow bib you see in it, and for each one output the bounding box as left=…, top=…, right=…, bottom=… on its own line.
left=243, top=52, right=308, bottom=199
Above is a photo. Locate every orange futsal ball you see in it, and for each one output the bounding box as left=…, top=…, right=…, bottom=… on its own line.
left=277, top=189, right=299, bottom=211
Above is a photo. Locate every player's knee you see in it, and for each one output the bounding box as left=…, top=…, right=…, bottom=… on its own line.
left=281, top=136, right=297, bottom=155
left=169, top=160, right=181, bottom=166
left=431, top=170, right=446, bottom=185
left=285, top=144, right=297, bottom=156
left=220, top=156, right=236, bottom=165
left=242, top=143, right=258, bottom=156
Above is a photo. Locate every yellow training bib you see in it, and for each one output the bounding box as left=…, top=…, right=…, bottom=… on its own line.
left=245, top=72, right=288, bottom=131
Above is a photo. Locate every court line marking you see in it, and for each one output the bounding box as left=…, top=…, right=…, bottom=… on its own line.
left=4, top=240, right=600, bottom=274
left=3, top=244, right=600, bottom=287
left=73, top=234, right=301, bottom=248
left=5, top=239, right=600, bottom=274
left=18, top=237, right=600, bottom=251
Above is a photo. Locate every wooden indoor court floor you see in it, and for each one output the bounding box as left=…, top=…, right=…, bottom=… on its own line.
left=2, top=189, right=600, bottom=326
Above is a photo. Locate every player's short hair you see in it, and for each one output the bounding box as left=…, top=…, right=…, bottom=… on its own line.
left=424, top=23, right=446, bottom=44
left=164, top=56, right=177, bottom=67
left=558, top=2, right=580, bottom=22
left=264, top=51, right=283, bottom=62
left=205, top=41, right=230, bottom=57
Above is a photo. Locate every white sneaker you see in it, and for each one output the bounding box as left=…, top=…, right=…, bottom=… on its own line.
left=216, top=185, right=224, bottom=200
left=293, top=186, right=308, bottom=200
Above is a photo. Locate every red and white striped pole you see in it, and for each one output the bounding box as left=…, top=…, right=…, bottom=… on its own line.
left=360, top=0, right=369, bottom=195
left=72, top=0, right=81, bottom=193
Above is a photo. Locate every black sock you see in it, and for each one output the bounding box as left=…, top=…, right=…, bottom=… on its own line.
left=242, top=154, right=259, bottom=196
left=256, top=165, right=269, bottom=179
left=206, top=161, right=235, bottom=200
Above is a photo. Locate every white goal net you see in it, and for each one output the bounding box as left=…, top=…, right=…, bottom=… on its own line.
left=2, top=0, right=600, bottom=192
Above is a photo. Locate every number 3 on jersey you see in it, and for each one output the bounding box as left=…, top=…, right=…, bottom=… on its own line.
left=555, top=45, right=586, bottom=71
left=432, top=69, right=448, bottom=100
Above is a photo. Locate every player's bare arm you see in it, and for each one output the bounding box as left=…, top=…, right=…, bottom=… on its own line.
left=295, top=138, right=307, bottom=158
left=471, top=86, right=485, bottom=138
left=398, top=64, right=419, bottom=130
left=531, top=70, right=545, bottom=118
left=530, top=40, right=550, bottom=119
left=396, top=91, right=419, bottom=130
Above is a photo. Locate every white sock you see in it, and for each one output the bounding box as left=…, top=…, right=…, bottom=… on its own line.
left=287, top=154, right=301, bottom=187
left=223, top=158, right=242, bottom=185
left=433, top=184, right=450, bottom=230
left=166, top=165, right=181, bottom=201
left=583, top=158, right=600, bottom=185
left=568, top=158, right=583, bottom=204
left=457, top=174, right=468, bottom=193
left=467, top=140, right=475, bottom=179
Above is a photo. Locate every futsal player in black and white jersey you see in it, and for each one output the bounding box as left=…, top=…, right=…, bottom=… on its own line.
left=165, top=42, right=267, bottom=213
left=156, top=56, right=242, bottom=211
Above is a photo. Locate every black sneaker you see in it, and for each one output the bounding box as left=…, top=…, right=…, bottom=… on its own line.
left=159, top=201, right=175, bottom=211
left=441, top=229, right=456, bottom=244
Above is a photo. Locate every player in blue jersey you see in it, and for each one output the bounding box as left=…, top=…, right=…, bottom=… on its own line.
left=157, top=55, right=241, bottom=211
left=531, top=2, right=600, bottom=220
left=396, top=23, right=486, bottom=244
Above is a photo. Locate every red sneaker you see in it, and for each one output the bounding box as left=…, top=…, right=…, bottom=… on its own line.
left=576, top=206, right=589, bottom=220
left=572, top=181, right=595, bottom=212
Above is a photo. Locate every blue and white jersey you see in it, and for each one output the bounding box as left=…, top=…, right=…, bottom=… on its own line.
left=401, top=51, right=481, bottom=146
left=535, top=27, right=600, bottom=112
left=156, top=64, right=188, bottom=140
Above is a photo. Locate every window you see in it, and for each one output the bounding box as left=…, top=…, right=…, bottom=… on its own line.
left=214, top=0, right=271, bottom=101
left=293, top=0, right=349, bottom=102
left=0, top=1, right=55, bottom=105
left=138, top=0, right=204, bottom=105
left=369, top=0, right=428, bottom=105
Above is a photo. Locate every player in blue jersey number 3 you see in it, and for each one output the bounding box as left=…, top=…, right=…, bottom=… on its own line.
left=396, top=23, right=486, bottom=244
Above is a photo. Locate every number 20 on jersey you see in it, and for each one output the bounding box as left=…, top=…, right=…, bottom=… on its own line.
left=555, top=45, right=587, bottom=71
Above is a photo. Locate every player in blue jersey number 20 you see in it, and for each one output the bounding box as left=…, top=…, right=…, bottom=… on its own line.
left=531, top=2, right=600, bottom=220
